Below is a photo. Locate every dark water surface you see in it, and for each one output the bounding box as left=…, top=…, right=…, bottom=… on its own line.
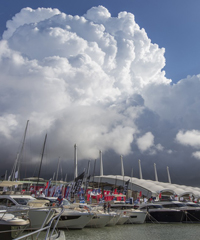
left=60, top=223, right=200, bottom=240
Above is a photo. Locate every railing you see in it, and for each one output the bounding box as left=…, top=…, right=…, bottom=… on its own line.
left=13, top=207, right=64, bottom=240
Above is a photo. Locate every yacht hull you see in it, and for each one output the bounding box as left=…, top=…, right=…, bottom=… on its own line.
left=125, top=210, right=147, bottom=224
left=56, top=210, right=93, bottom=229
left=145, top=209, right=185, bottom=223
left=86, top=213, right=112, bottom=228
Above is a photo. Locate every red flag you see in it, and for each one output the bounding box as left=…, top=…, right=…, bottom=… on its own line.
left=87, top=194, right=90, bottom=202
left=139, top=191, right=142, bottom=197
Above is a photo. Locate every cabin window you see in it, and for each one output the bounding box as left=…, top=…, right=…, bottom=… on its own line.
left=0, top=198, right=7, bottom=206
left=13, top=198, right=31, bottom=205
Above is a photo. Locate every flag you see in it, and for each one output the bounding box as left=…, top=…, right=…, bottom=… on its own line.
left=159, top=192, right=162, bottom=199
left=65, top=186, right=70, bottom=198
left=57, top=194, right=63, bottom=206
left=72, top=171, right=85, bottom=195
left=45, top=179, right=51, bottom=197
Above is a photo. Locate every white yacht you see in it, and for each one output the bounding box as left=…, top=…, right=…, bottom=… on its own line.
left=106, top=211, right=121, bottom=226
left=111, top=203, right=146, bottom=224
left=75, top=203, right=113, bottom=228
left=38, top=197, right=94, bottom=229
left=0, top=210, right=30, bottom=240
left=0, top=195, right=55, bottom=229
left=12, top=207, right=66, bottom=240
left=116, top=212, right=130, bottom=225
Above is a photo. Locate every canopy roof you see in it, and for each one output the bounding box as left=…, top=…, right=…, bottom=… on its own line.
left=0, top=181, right=23, bottom=187
left=92, top=175, right=200, bottom=198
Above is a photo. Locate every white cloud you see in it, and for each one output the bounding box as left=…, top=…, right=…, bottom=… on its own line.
left=0, top=114, right=18, bottom=139
left=192, top=151, right=200, bottom=160
left=0, top=6, right=172, bottom=162
left=176, top=130, right=200, bottom=148
left=1, top=5, right=200, bottom=183
left=136, top=132, right=154, bottom=152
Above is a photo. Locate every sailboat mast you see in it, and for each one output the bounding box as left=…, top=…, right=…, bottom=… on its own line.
left=56, top=157, right=60, bottom=185
left=36, top=133, right=47, bottom=188
left=17, top=120, right=29, bottom=181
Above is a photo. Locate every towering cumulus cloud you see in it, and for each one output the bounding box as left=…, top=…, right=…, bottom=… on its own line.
left=0, top=6, right=200, bottom=182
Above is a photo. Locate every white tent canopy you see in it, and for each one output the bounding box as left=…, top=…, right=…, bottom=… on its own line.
left=93, top=175, right=200, bottom=199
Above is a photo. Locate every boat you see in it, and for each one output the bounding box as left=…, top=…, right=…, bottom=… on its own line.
left=116, top=212, right=129, bottom=225
left=110, top=203, right=146, bottom=224
left=37, top=197, right=94, bottom=229
left=138, top=202, right=185, bottom=223
left=157, top=201, right=200, bottom=223
left=85, top=211, right=113, bottom=228
left=0, top=195, right=55, bottom=229
left=106, top=211, right=121, bottom=226
left=76, top=204, right=113, bottom=228
left=0, top=210, right=29, bottom=240
left=13, top=207, right=66, bottom=240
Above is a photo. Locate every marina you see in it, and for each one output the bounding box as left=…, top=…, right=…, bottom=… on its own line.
left=2, top=152, right=200, bottom=239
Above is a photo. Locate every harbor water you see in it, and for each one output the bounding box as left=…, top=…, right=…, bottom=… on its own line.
left=36, top=223, right=200, bottom=240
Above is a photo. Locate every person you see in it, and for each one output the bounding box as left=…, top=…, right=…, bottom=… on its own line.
left=103, top=202, right=107, bottom=213
left=107, top=202, right=111, bottom=213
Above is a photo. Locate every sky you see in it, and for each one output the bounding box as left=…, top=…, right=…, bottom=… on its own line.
left=0, top=0, right=200, bottom=186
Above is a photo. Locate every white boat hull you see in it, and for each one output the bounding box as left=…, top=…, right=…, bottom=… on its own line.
left=28, top=208, right=55, bottom=229
left=125, top=210, right=147, bottom=224
left=86, top=213, right=112, bottom=228
left=56, top=210, right=93, bottom=229
left=116, top=215, right=130, bottom=225
left=106, top=213, right=121, bottom=226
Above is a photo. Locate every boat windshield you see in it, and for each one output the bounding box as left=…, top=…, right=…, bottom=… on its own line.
left=13, top=198, right=33, bottom=205
left=140, top=205, right=163, bottom=210
left=47, top=198, right=70, bottom=206
left=163, top=203, right=186, bottom=208
left=186, top=203, right=200, bottom=207
left=62, top=199, right=70, bottom=206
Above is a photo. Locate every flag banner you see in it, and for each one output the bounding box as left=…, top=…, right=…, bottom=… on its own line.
left=73, top=171, right=85, bottom=195
left=65, top=186, right=70, bottom=198
left=53, top=185, right=60, bottom=197
left=123, top=179, right=130, bottom=195
left=49, top=185, right=56, bottom=197
left=45, top=179, right=51, bottom=197
left=56, top=190, right=63, bottom=206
